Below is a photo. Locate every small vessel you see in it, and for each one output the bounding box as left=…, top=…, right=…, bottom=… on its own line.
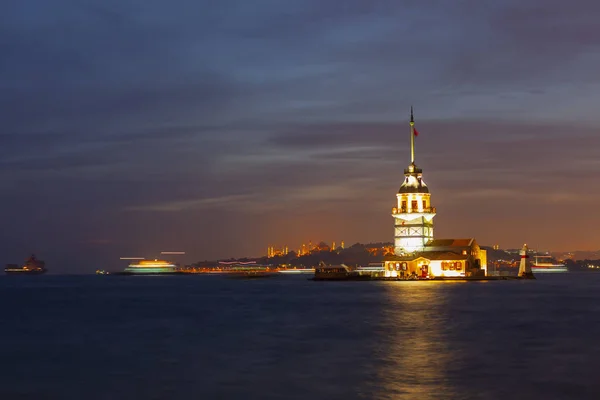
left=95, top=269, right=109, bottom=275
left=531, top=255, right=568, bottom=273
left=278, top=268, right=315, bottom=274
left=122, top=259, right=178, bottom=275
left=5, top=254, right=47, bottom=275
left=313, top=262, right=352, bottom=280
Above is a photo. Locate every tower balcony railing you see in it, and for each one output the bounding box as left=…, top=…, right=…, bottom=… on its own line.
left=392, top=207, right=436, bottom=214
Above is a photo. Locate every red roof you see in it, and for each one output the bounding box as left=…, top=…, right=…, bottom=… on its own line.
left=426, top=239, right=474, bottom=247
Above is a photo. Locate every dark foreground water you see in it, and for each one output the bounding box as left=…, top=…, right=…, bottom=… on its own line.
left=0, top=273, right=599, bottom=400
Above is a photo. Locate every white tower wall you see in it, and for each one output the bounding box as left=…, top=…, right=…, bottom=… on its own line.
left=518, top=244, right=535, bottom=279
left=392, top=192, right=435, bottom=253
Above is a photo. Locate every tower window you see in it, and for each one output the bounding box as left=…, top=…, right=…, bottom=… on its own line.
left=422, top=200, right=427, bottom=210
left=411, top=200, right=418, bottom=210
left=401, top=201, right=407, bottom=211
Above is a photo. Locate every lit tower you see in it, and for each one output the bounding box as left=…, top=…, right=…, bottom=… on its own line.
left=518, top=244, right=535, bottom=279
left=391, top=107, right=436, bottom=254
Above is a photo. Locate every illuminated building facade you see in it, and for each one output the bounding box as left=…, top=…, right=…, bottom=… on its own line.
left=385, top=109, right=487, bottom=278
left=267, top=246, right=289, bottom=258
left=366, top=245, right=395, bottom=256
left=383, top=239, right=487, bottom=278
left=268, top=241, right=345, bottom=257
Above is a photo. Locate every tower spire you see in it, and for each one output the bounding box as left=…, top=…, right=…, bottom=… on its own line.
left=410, top=106, right=415, bottom=163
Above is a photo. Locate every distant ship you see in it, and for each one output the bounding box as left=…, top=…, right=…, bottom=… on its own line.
left=531, top=255, right=568, bottom=273
left=278, top=267, right=315, bottom=274
left=5, top=254, right=47, bottom=275
left=122, top=259, right=178, bottom=275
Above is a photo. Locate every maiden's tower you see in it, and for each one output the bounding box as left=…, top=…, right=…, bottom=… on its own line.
left=384, top=109, right=487, bottom=278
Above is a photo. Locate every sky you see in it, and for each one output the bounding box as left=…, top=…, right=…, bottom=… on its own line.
left=2, top=0, right=600, bottom=273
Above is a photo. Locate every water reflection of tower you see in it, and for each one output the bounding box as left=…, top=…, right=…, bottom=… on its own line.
left=374, top=284, right=455, bottom=398
left=391, top=108, right=436, bottom=254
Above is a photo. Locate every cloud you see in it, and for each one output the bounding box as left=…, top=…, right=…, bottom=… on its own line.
left=124, top=194, right=255, bottom=212
left=123, top=177, right=376, bottom=214
left=450, top=188, right=520, bottom=199
left=2, top=0, right=600, bottom=270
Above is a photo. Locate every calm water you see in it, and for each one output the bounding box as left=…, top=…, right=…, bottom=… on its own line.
left=0, top=273, right=599, bottom=400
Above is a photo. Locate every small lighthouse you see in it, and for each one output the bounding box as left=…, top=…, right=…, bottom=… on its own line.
left=391, top=107, right=436, bottom=254
left=518, top=244, right=535, bottom=279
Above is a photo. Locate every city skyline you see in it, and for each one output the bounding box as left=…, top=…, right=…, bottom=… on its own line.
left=2, top=1, right=600, bottom=272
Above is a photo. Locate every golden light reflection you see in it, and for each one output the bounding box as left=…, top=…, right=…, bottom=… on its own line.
left=372, top=282, right=461, bottom=399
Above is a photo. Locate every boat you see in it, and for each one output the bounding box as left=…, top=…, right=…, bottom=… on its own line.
left=96, top=269, right=110, bottom=275
left=122, top=259, right=179, bottom=275
left=278, top=268, right=315, bottom=274
left=531, top=255, right=568, bottom=273
left=313, top=262, right=352, bottom=280
left=5, top=254, right=47, bottom=275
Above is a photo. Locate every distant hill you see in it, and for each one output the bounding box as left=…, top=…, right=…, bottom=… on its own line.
left=551, top=250, right=600, bottom=261
left=195, top=244, right=600, bottom=267
left=254, top=242, right=393, bottom=267
left=481, top=246, right=519, bottom=262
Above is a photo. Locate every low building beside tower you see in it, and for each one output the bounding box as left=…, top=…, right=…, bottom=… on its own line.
left=384, top=108, right=487, bottom=278
left=383, top=238, right=487, bottom=278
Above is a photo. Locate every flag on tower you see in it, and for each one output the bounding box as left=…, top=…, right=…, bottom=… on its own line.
left=414, top=127, right=419, bottom=137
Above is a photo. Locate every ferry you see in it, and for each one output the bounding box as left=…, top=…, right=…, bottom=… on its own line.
left=5, top=254, right=47, bottom=275
left=313, top=262, right=352, bottom=280
left=123, top=259, right=178, bottom=275
left=531, top=255, right=568, bottom=273
left=219, top=263, right=279, bottom=278
left=278, top=268, right=315, bottom=274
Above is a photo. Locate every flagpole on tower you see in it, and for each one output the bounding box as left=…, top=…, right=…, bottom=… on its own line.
left=410, top=106, right=415, bottom=163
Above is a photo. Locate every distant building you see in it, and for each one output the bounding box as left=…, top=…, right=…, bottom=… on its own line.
left=267, top=246, right=289, bottom=258
left=292, top=240, right=344, bottom=256
left=385, top=108, right=486, bottom=278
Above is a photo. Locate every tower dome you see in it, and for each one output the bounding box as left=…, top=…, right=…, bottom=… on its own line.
left=398, top=162, right=429, bottom=194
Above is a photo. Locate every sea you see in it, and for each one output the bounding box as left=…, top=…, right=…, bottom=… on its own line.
left=0, top=273, right=599, bottom=400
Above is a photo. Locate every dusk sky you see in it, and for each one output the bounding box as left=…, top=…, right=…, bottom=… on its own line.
left=2, top=0, right=600, bottom=272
